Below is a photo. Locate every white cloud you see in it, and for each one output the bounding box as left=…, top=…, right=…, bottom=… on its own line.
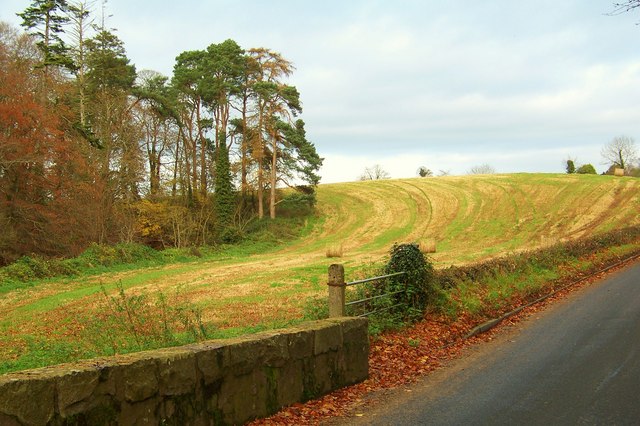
left=5, top=0, right=640, bottom=183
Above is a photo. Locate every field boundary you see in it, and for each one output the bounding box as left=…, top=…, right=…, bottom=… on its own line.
left=0, top=317, right=368, bottom=425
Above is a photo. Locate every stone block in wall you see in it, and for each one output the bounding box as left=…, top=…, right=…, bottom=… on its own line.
left=275, top=360, right=305, bottom=408
left=218, top=368, right=268, bottom=425
left=311, top=350, right=341, bottom=396
left=334, top=317, right=369, bottom=385
left=312, top=321, right=343, bottom=355
left=155, top=347, right=197, bottom=397
left=286, top=327, right=314, bottom=360
left=118, top=397, right=160, bottom=425
left=112, top=355, right=159, bottom=403
left=0, top=373, right=56, bottom=426
left=189, top=342, right=224, bottom=386
left=222, top=332, right=288, bottom=376
left=55, top=365, right=103, bottom=418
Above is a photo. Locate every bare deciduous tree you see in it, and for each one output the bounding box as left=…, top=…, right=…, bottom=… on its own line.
left=609, top=1, right=640, bottom=15
left=468, top=164, right=496, bottom=175
left=601, top=135, right=638, bottom=172
left=359, top=164, right=390, bottom=181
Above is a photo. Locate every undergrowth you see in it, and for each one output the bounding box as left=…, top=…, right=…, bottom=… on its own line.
left=0, top=214, right=318, bottom=292
left=85, top=281, right=209, bottom=356
left=0, top=282, right=210, bottom=374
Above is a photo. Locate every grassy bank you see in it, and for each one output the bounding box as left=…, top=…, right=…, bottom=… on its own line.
left=2, top=226, right=638, bottom=374
left=434, top=226, right=640, bottom=322
left=329, top=226, right=640, bottom=336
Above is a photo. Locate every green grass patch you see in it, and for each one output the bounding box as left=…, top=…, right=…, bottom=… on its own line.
left=434, top=226, right=640, bottom=321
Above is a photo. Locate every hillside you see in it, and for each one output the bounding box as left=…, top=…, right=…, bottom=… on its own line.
left=1, top=173, right=639, bottom=371
left=311, top=173, right=639, bottom=264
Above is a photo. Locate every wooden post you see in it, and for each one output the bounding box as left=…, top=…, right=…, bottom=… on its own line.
left=328, top=264, right=346, bottom=318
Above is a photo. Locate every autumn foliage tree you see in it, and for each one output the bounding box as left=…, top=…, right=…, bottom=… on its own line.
left=1, top=1, right=322, bottom=264
left=0, top=23, right=96, bottom=263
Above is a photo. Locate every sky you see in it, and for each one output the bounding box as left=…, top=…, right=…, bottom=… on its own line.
left=3, top=1, right=640, bottom=183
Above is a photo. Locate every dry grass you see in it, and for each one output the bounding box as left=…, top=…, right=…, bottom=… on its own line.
left=326, top=244, right=344, bottom=258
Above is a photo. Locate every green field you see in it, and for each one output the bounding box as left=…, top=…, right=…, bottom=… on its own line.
left=1, top=173, right=639, bottom=372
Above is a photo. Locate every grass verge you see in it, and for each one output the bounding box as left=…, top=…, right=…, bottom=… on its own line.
left=304, top=226, right=640, bottom=337
left=434, top=226, right=640, bottom=323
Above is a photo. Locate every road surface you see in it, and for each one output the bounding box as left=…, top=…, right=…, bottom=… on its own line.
left=340, top=261, right=640, bottom=425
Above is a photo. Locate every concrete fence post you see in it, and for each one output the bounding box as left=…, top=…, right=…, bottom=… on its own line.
left=328, top=264, right=346, bottom=317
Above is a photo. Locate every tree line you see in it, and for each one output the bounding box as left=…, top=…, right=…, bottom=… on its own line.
left=566, top=136, right=639, bottom=176
left=0, top=0, right=322, bottom=265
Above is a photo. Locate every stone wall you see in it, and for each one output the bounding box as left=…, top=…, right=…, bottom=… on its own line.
left=0, top=317, right=368, bottom=425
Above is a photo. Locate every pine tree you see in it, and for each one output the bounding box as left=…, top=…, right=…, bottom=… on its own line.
left=18, top=0, right=75, bottom=71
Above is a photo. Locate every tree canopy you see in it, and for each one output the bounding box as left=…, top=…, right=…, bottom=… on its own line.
left=0, top=2, right=323, bottom=264
left=576, top=163, right=597, bottom=174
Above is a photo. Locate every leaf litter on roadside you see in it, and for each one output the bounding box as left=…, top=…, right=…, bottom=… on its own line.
left=249, top=256, right=638, bottom=426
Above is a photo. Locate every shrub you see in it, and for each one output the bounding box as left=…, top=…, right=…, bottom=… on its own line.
left=384, top=243, right=436, bottom=319
left=576, top=163, right=597, bottom=174
left=2, top=257, right=40, bottom=282
left=74, top=242, right=160, bottom=269
left=343, top=243, right=436, bottom=329
left=277, top=191, right=317, bottom=217
left=0, top=255, right=79, bottom=283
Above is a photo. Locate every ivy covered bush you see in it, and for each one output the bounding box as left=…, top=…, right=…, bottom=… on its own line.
left=384, top=243, right=436, bottom=319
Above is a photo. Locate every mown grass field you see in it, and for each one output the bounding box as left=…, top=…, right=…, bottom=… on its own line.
left=1, top=173, right=639, bottom=372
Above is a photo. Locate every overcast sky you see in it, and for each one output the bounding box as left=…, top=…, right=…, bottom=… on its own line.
left=4, top=1, right=640, bottom=182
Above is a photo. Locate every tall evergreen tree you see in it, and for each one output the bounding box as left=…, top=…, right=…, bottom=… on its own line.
left=203, top=39, right=245, bottom=151
left=18, top=0, right=75, bottom=71
left=172, top=49, right=210, bottom=199
left=85, top=28, right=135, bottom=94
left=279, top=118, right=323, bottom=186
left=247, top=48, right=295, bottom=219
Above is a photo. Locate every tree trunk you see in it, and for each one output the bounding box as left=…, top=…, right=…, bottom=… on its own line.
left=257, top=109, right=265, bottom=219
left=257, top=162, right=264, bottom=219
left=270, top=131, right=277, bottom=219
left=241, top=97, right=248, bottom=200
left=197, top=101, right=207, bottom=199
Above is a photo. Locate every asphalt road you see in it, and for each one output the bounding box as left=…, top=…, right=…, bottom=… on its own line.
left=341, top=261, right=640, bottom=426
